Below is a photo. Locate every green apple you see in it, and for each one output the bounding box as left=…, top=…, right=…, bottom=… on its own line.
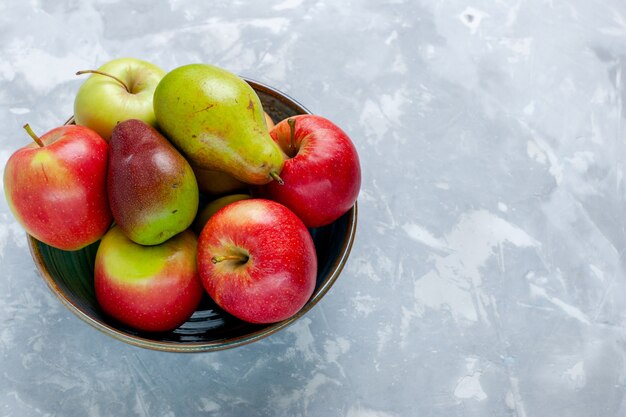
left=73, top=57, right=165, bottom=141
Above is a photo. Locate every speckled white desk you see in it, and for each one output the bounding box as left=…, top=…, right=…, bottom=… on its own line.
left=2, top=1, right=626, bottom=416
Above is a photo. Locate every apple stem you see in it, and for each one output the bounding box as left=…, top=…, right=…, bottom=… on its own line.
left=287, top=117, right=296, bottom=155
left=23, top=124, right=44, bottom=147
left=212, top=254, right=249, bottom=264
left=269, top=171, right=284, bottom=185
left=76, top=69, right=131, bottom=93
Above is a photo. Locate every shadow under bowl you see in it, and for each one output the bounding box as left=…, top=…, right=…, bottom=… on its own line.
left=27, top=79, right=358, bottom=352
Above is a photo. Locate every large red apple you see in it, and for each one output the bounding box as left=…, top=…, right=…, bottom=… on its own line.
left=197, top=199, right=317, bottom=324
left=254, top=114, right=361, bottom=228
left=94, top=226, right=203, bottom=333
left=3, top=124, right=112, bottom=251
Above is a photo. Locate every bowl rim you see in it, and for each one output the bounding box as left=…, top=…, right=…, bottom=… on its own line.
left=27, top=204, right=357, bottom=352
left=27, top=78, right=358, bottom=353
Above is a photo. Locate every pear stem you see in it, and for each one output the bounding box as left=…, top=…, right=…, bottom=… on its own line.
left=212, top=254, right=249, bottom=264
left=63, top=115, right=75, bottom=126
left=76, top=69, right=131, bottom=93
left=269, top=171, right=284, bottom=185
left=23, top=124, right=44, bottom=147
left=287, top=117, right=296, bottom=155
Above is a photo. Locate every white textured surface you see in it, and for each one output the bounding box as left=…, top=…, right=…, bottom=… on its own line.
left=2, top=0, right=626, bottom=416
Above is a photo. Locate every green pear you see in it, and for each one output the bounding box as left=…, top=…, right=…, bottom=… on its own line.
left=108, top=119, right=199, bottom=245
left=153, top=64, right=285, bottom=185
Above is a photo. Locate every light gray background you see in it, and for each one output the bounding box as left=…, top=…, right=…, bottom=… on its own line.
left=2, top=0, right=626, bottom=416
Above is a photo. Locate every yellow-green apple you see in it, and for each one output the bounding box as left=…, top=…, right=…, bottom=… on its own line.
left=192, top=193, right=251, bottom=235
left=3, top=124, right=112, bottom=251
left=254, top=115, right=361, bottom=228
left=197, top=199, right=317, bottom=324
left=73, top=57, right=165, bottom=141
left=94, top=226, right=203, bottom=333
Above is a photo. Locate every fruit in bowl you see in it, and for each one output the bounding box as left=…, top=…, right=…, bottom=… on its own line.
left=7, top=59, right=359, bottom=351
left=4, top=124, right=112, bottom=251
left=94, top=227, right=203, bottom=333
left=254, top=114, right=361, bottom=228
left=198, top=198, right=317, bottom=324
left=107, top=119, right=199, bottom=246
left=73, top=57, right=166, bottom=141
left=153, top=63, right=285, bottom=185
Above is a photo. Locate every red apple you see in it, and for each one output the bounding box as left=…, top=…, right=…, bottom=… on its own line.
left=3, top=124, right=112, bottom=251
left=94, top=226, right=203, bottom=333
left=254, top=114, right=361, bottom=228
left=197, top=199, right=317, bottom=324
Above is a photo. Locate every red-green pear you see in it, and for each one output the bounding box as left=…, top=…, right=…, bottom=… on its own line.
left=108, top=119, right=199, bottom=246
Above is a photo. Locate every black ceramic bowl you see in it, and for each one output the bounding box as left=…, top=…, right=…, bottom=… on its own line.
left=28, top=79, right=357, bottom=352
